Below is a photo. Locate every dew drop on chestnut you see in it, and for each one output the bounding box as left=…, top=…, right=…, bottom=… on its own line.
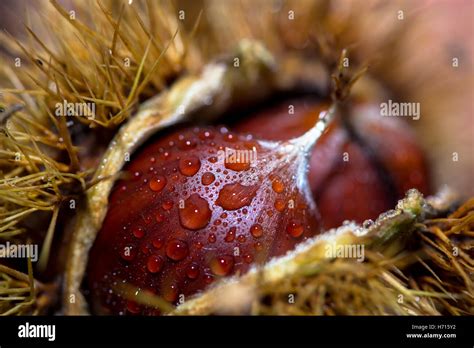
left=250, top=224, right=263, bottom=238
left=152, top=238, right=163, bottom=249
left=149, top=176, right=167, bottom=192
left=199, top=130, right=214, bottom=140
left=126, top=300, right=141, bottom=314
left=224, top=160, right=250, bottom=172
left=201, top=172, right=216, bottom=185
left=132, top=227, right=144, bottom=239
left=208, top=233, right=216, bottom=243
left=223, top=133, right=236, bottom=142
left=178, top=156, right=201, bottom=176
left=225, top=227, right=236, bottom=242
left=204, top=274, right=214, bottom=284
left=216, top=183, right=257, bottom=210
left=179, top=193, right=212, bottom=230
left=146, top=255, right=164, bottom=273
left=140, top=243, right=151, bottom=255
left=271, top=177, right=284, bottom=193
left=210, top=255, right=234, bottom=276
left=286, top=219, right=304, bottom=238
left=274, top=199, right=286, bottom=212
left=165, top=239, right=189, bottom=261
left=186, top=263, right=200, bottom=279
left=243, top=254, right=253, bottom=264
left=162, top=200, right=173, bottom=210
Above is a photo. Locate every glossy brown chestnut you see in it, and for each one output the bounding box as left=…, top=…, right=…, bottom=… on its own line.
left=88, top=98, right=429, bottom=315
left=88, top=125, right=321, bottom=315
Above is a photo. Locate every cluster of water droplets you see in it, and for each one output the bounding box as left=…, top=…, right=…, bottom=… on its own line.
left=109, top=108, right=335, bottom=312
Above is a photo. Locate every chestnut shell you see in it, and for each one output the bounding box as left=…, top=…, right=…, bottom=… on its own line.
left=87, top=125, right=320, bottom=315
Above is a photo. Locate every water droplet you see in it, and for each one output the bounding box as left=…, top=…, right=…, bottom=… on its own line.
left=272, top=178, right=284, bottom=193
left=162, top=200, right=173, bottom=210
left=201, top=172, right=216, bottom=185
left=132, top=227, right=144, bottom=239
left=166, top=239, right=189, bottom=261
left=140, top=243, right=151, bottom=255
left=237, top=235, right=246, bottom=243
left=254, top=241, right=263, bottom=251
left=243, top=254, right=253, bottom=264
left=210, top=255, right=234, bottom=276
left=225, top=227, right=236, bottom=242
left=186, top=263, right=200, bottom=279
left=199, top=130, right=214, bottom=140
left=149, top=176, right=167, bottom=192
left=216, top=183, right=257, bottom=210
left=363, top=219, right=374, bottom=229
left=204, top=274, right=214, bottom=284
left=146, top=255, right=164, bottom=273
left=179, top=156, right=201, bottom=176
left=179, top=194, right=212, bottom=230
left=161, top=151, right=171, bottom=160
left=152, top=238, right=163, bottom=249
left=225, top=160, right=250, bottom=172
left=178, top=138, right=197, bottom=150
left=250, top=224, right=263, bottom=238
left=274, top=199, right=286, bottom=212
left=287, top=219, right=304, bottom=238
left=223, top=133, right=236, bottom=142
left=208, top=233, right=217, bottom=243
left=126, top=300, right=141, bottom=314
